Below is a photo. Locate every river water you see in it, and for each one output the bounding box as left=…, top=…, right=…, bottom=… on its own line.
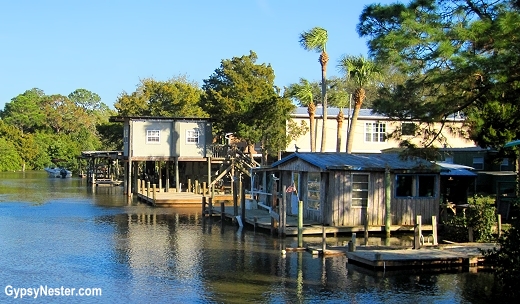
left=0, top=171, right=497, bottom=303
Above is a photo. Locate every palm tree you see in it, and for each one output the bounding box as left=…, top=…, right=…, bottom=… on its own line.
left=287, top=78, right=316, bottom=152
left=334, top=91, right=349, bottom=152
left=299, top=27, right=329, bottom=152
left=337, top=55, right=382, bottom=154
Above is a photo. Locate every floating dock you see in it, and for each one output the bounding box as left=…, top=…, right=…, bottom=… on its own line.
left=344, top=243, right=497, bottom=270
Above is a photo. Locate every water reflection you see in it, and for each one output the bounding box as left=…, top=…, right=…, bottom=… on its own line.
left=0, top=171, right=498, bottom=303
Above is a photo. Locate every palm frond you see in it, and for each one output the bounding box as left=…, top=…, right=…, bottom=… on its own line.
left=299, top=27, right=328, bottom=53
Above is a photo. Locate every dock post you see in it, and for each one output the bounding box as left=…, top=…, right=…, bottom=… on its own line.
left=384, top=167, right=391, bottom=238
left=233, top=178, right=238, bottom=216
left=497, top=214, right=502, bottom=237
left=298, top=200, right=303, bottom=248
left=209, top=197, right=213, bottom=216
left=364, top=212, right=369, bottom=245
left=322, top=225, right=326, bottom=254
left=195, top=180, right=199, bottom=194
left=468, top=227, right=474, bottom=242
left=281, top=186, right=287, bottom=237
left=241, top=180, right=245, bottom=227
left=432, top=215, right=438, bottom=245
left=414, top=215, right=422, bottom=249
left=201, top=196, right=207, bottom=216
left=221, top=202, right=225, bottom=222
left=141, top=179, right=145, bottom=195
left=351, top=233, right=357, bottom=252
left=188, top=179, right=192, bottom=193
left=137, top=179, right=141, bottom=194
left=147, top=181, right=150, bottom=203
left=152, top=184, right=156, bottom=205
left=203, top=182, right=207, bottom=196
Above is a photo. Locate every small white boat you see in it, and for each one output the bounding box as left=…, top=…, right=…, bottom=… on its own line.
left=44, top=167, right=72, bottom=178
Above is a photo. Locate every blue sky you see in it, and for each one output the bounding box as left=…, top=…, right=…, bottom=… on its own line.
left=0, top=0, right=398, bottom=110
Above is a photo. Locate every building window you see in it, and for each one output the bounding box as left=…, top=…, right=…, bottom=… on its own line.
left=365, top=122, right=386, bottom=142
left=307, top=172, right=321, bottom=210
left=401, top=122, right=416, bottom=136
left=352, top=174, right=369, bottom=207
left=395, top=174, right=436, bottom=198
left=500, top=158, right=509, bottom=171
left=186, top=130, right=200, bottom=144
left=146, top=130, right=160, bottom=144
left=472, top=157, right=484, bottom=170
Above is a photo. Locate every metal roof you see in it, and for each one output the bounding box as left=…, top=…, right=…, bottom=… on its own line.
left=435, top=162, right=477, bottom=177
left=291, top=107, right=465, bottom=121
left=271, top=152, right=440, bottom=172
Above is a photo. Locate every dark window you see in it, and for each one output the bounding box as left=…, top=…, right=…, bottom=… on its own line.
left=401, top=122, right=416, bottom=136
left=395, top=174, right=436, bottom=197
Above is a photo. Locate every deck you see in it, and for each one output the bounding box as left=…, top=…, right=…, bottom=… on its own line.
left=343, top=243, right=497, bottom=270
left=136, top=190, right=433, bottom=236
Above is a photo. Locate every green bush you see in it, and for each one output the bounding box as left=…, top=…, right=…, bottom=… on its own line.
left=441, top=195, right=497, bottom=242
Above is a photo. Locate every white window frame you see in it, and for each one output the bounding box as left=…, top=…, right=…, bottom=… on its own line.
left=365, top=122, right=386, bottom=143
left=186, top=129, right=200, bottom=144
left=307, top=172, right=321, bottom=211
left=146, top=130, right=160, bottom=144
left=351, top=173, right=369, bottom=208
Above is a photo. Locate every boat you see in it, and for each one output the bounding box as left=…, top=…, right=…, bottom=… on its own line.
left=44, top=167, right=72, bottom=178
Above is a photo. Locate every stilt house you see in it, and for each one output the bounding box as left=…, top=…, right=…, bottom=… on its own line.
left=260, top=152, right=442, bottom=228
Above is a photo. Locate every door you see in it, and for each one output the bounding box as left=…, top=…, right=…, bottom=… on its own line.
left=290, top=172, right=300, bottom=215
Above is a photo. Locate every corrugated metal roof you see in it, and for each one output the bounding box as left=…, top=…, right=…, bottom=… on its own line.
left=436, top=162, right=477, bottom=176
left=271, top=152, right=440, bottom=172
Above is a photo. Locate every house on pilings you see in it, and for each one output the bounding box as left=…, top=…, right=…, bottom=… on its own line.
left=254, top=152, right=443, bottom=230
left=109, top=116, right=259, bottom=196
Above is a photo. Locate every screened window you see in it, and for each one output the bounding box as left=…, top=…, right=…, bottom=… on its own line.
left=186, top=130, right=200, bottom=144
left=352, top=174, right=369, bottom=207
left=146, top=130, right=160, bottom=144
left=365, top=122, right=386, bottom=142
left=395, top=174, right=436, bottom=198
left=307, top=172, right=321, bottom=210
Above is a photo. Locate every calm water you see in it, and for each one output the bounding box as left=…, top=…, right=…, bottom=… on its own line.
left=0, top=171, right=497, bottom=303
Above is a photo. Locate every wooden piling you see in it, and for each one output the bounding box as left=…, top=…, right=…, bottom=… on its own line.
left=221, top=202, right=225, bottom=222
left=241, top=181, right=245, bottom=226
left=201, top=196, right=207, bottom=216
left=497, top=214, right=502, bottom=237
left=432, top=215, right=438, bottom=245
left=364, top=212, right=369, bottom=244
left=152, top=184, right=156, bottom=206
left=209, top=197, right=213, bottom=216
left=298, top=200, right=303, bottom=248
left=414, top=215, right=422, bottom=249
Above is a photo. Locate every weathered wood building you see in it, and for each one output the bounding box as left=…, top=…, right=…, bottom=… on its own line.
left=253, top=152, right=442, bottom=229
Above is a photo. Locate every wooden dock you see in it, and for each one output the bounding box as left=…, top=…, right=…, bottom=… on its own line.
left=343, top=243, right=497, bottom=270
left=136, top=191, right=233, bottom=206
